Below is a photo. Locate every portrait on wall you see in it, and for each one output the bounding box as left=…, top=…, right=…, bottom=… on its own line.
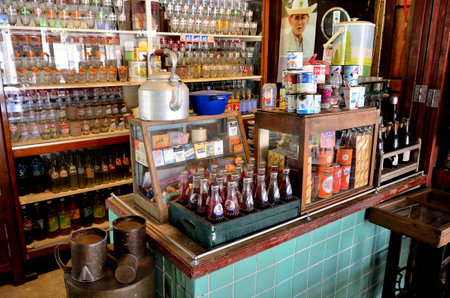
left=277, top=0, right=318, bottom=81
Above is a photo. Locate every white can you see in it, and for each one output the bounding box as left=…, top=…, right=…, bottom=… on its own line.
left=357, top=86, right=366, bottom=108
left=286, top=94, right=297, bottom=113
left=262, top=83, right=277, bottom=109
left=128, top=61, right=147, bottom=82
left=287, top=51, right=303, bottom=70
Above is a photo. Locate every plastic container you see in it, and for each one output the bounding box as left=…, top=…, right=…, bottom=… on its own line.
left=190, top=90, right=231, bottom=115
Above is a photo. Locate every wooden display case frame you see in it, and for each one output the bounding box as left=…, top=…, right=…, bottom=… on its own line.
left=254, top=108, right=380, bottom=214
left=129, top=111, right=250, bottom=224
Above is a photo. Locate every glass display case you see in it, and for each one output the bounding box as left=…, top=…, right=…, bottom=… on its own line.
left=255, top=108, right=380, bottom=214
left=129, top=111, right=249, bottom=223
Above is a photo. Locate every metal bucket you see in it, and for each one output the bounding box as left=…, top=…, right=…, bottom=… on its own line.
left=113, top=215, right=146, bottom=262
left=55, top=228, right=108, bottom=283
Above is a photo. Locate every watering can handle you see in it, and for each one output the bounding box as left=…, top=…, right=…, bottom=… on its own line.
left=324, top=27, right=345, bottom=49
left=54, top=243, right=72, bottom=273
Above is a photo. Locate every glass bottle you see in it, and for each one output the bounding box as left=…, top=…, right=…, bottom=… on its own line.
left=31, top=202, right=46, bottom=241
left=378, top=125, right=385, bottom=153
left=241, top=177, right=254, bottom=213
left=59, top=154, right=70, bottom=192
left=197, top=167, right=205, bottom=179
left=80, top=193, right=94, bottom=227
left=401, top=119, right=411, bottom=164
left=178, top=170, right=190, bottom=205
left=188, top=175, right=201, bottom=210
left=280, top=168, right=293, bottom=201
left=224, top=181, right=240, bottom=217
left=77, top=153, right=87, bottom=188
left=68, top=152, right=78, bottom=190
left=93, top=190, right=106, bottom=224
left=208, top=172, right=217, bottom=196
left=50, top=158, right=61, bottom=194
left=94, top=154, right=102, bottom=185
left=267, top=172, right=280, bottom=204
left=101, top=155, right=110, bottom=183
left=68, top=196, right=81, bottom=230
left=390, top=96, right=398, bottom=123
left=196, top=178, right=209, bottom=216
left=254, top=174, right=268, bottom=209
left=108, top=152, right=117, bottom=181
left=216, top=176, right=225, bottom=203
left=58, top=198, right=72, bottom=235
left=246, top=169, right=254, bottom=194
left=207, top=185, right=224, bottom=222
left=115, top=150, right=123, bottom=179
left=29, top=155, right=46, bottom=193
left=21, top=205, right=33, bottom=245
left=230, top=172, right=242, bottom=205
left=46, top=200, right=59, bottom=238
left=385, top=122, right=400, bottom=168
left=122, top=148, right=131, bottom=178
left=85, top=154, right=95, bottom=187
left=234, top=165, right=244, bottom=190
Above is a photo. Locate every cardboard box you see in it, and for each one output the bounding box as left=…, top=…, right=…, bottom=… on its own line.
left=152, top=134, right=170, bottom=149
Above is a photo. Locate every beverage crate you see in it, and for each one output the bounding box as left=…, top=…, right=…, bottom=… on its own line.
left=169, top=199, right=300, bottom=249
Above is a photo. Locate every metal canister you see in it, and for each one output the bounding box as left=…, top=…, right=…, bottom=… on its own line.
left=298, top=72, right=317, bottom=93
left=343, top=65, right=359, bottom=86
left=113, top=215, right=147, bottom=261
left=329, top=65, right=343, bottom=79
left=297, top=94, right=314, bottom=114
left=317, top=166, right=334, bottom=198
left=314, top=94, right=321, bottom=113
left=284, top=71, right=298, bottom=94
left=304, top=64, right=326, bottom=84
left=332, top=164, right=342, bottom=193
left=287, top=51, right=303, bottom=69
left=286, top=94, right=297, bottom=113
left=341, top=165, right=351, bottom=190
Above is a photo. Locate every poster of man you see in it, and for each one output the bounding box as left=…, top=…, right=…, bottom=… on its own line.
left=277, top=0, right=318, bottom=81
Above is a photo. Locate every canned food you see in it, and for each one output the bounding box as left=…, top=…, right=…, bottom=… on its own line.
left=314, top=94, right=321, bottom=113
left=297, top=94, right=314, bottom=114
left=284, top=72, right=297, bottom=94
left=304, top=64, right=326, bottom=84
left=332, top=164, right=342, bottom=194
left=317, top=166, right=334, bottom=198
left=318, top=84, right=333, bottom=97
left=287, top=51, right=303, bottom=69
left=298, top=72, right=317, bottom=93
left=343, top=65, right=359, bottom=86
left=329, top=65, right=343, bottom=78
left=357, top=86, right=365, bottom=108
left=341, top=165, right=351, bottom=190
left=337, top=147, right=353, bottom=166
left=316, top=148, right=333, bottom=167
left=286, top=94, right=297, bottom=113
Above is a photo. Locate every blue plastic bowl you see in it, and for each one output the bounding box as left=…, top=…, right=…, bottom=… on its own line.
left=190, top=90, right=231, bottom=115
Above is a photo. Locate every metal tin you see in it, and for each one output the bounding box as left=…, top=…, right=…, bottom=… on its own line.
left=113, top=215, right=147, bottom=262
left=318, top=84, right=333, bottom=97
left=297, top=94, right=314, bottom=114
left=357, top=86, right=365, bottom=107
left=341, top=165, right=351, bottom=190
left=343, top=65, right=359, bottom=86
left=287, top=51, right=303, bottom=69
left=329, top=65, right=343, bottom=78
left=304, top=64, right=326, bottom=84
left=298, top=72, right=317, bottom=93
left=286, top=94, right=297, bottom=113
left=314, top=94, right=321, bottom=113
left=317, top=166, right=334, bottom=198
left=332, top=164, right=342, bottom=194
left=284, top=72, right=297, bottom=94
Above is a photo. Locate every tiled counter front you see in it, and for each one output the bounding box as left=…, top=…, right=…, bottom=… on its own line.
left=109, top=210, right=411, bottom=298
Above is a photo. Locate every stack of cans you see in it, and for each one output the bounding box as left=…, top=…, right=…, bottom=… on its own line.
left=280, top=52, right=324, bottom=115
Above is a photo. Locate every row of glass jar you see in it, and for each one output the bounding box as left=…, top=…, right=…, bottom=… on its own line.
left=169, top=14, right=257, bottom=35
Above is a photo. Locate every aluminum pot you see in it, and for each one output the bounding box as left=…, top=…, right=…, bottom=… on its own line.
left=55, top=228, right=108, bottom=283
left=138, top=49, right=189, bottom=121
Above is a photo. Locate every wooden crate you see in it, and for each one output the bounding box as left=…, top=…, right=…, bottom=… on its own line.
left=254, top=108, right=380, bottom=214
left=169, top=199, right=300, bottom=249
left=374, top=139, right=421, bottom=186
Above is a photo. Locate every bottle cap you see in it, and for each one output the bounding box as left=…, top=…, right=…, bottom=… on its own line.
left=390, top=96, right=398, bottom=105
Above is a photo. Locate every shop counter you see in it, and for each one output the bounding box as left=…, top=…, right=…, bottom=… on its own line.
left=106, top=173, right=426, bottom=297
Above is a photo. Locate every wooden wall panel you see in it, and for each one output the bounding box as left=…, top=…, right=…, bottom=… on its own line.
left=390, top=7, right=410, bottom=77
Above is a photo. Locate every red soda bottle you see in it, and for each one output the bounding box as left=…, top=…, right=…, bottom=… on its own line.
left=207, top=185, right=224, bottom=223
left=210, top=164, right=218, bottom=174
left=230, top=172, right=242, bottom=206
left=254, top=174, right=269, bottom=209
left=197, top=167, right=205, bottom=178
left=216, top=176, right=226, bottom=203
left=178, top=170, right=190, bottom=205
left=208, top=172, right=217, bottom=197
left=224, top=181, right=240, bottom=218
left=187, top=175, right=200, bottom=210
left=241, top=177, right=254, bottom=213
left=196, top=178, right=208, bottom=216
left=267, top=172, right=281, bottom=204
left=280, top=168, right=293, bottom=201
left=235, top=165, right=244, bottom=190
left=246, top=169, right=255, bottom=194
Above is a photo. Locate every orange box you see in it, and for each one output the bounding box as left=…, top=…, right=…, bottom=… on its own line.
left=152, top=134, right=169, bottom=149
left=233, top=143, right=243, bottom=153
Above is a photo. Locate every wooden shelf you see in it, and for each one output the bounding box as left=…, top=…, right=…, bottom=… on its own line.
left=3, top=81, right=141, bottom=91
left=156, top=32, right=262, bottom=41
left=26, top=221, right=109, bottom=258
left=12, top=130, right=130, bottom=158
left=241, top=113, right=255, bottom=120
left=183, top=75, right=262, bottom=83
left=19, top=178, right=133, bottom=205
left=2, top=25, right=143, bottom=35
left=155, top=151, right=244, bottom=170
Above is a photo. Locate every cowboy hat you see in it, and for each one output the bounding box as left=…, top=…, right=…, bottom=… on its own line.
left=285, top=0, right=317, bottom=16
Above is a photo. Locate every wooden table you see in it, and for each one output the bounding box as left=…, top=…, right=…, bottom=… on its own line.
left=368, top=188, right=450, bottom=297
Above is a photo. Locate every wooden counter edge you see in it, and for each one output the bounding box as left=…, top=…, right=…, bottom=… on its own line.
left=106, top=174, right=427, bottom=280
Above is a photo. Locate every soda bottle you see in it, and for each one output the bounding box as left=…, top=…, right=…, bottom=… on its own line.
left=108, top=153, right=117, bottom=182
left=21, top=205, right=33, bottom=245
left=29, top=155, right=46, bottom=193
left=80, top=193, right=94, bottom=227
left=50, top=158, right=61, bottom=194
left=267, top=172, right=280, bottom=204
left=280, top=168, right=293, bottom=201
left=230, top=172, right=242, bottom=204
left=93, top=153, right=102, bottom=185
left=216, top=176, right=225, bottom=203
left=187, top=175, right=200, bottom=210
left=254, top=174, right=269, bottom=209
left=45, top=200, right=60, bottom=238
left=59, top=154, right=70, bottom=192
left=248, top=157, right=256, bottom=167
left=196, top=178, right=209, bottom=216
left=178, top=170, right=190, bottom=205
left=210, top=164, right=218, bottom=174
left=234, top=165, right=244, bottom=190
left=197, top=167, right=205, bottom=179
left=15, top=158, right=30, bottom=196
left=68, top=196, right=81, bottom=230
left=85, top=155, right=95, bottom=187
left=93, top=190, right=106, bottom=224
left=77, top=153, right=87, bottom=188
left=246, top=169, right=255, bottom=194
left=58, top=198, right=72, bottom=235
left=68, top=152, right=79, bottom=190
left=207, top=185, right=224, bottom=223
left=122, top=148, right=131, bottom=178
left=115, top=150, right=123, bottom=179
left=224, top=181, right=240, bottom=218
left=208, top=172, right=217, bottom=197
left=31, top=202, right=46, bottom=241
left=241, top=177, right=254, bottom=213
left=101, top=155, right=110, bottom=183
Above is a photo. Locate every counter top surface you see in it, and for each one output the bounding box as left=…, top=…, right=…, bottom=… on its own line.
left=106, top=174, right=427, bottom=279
